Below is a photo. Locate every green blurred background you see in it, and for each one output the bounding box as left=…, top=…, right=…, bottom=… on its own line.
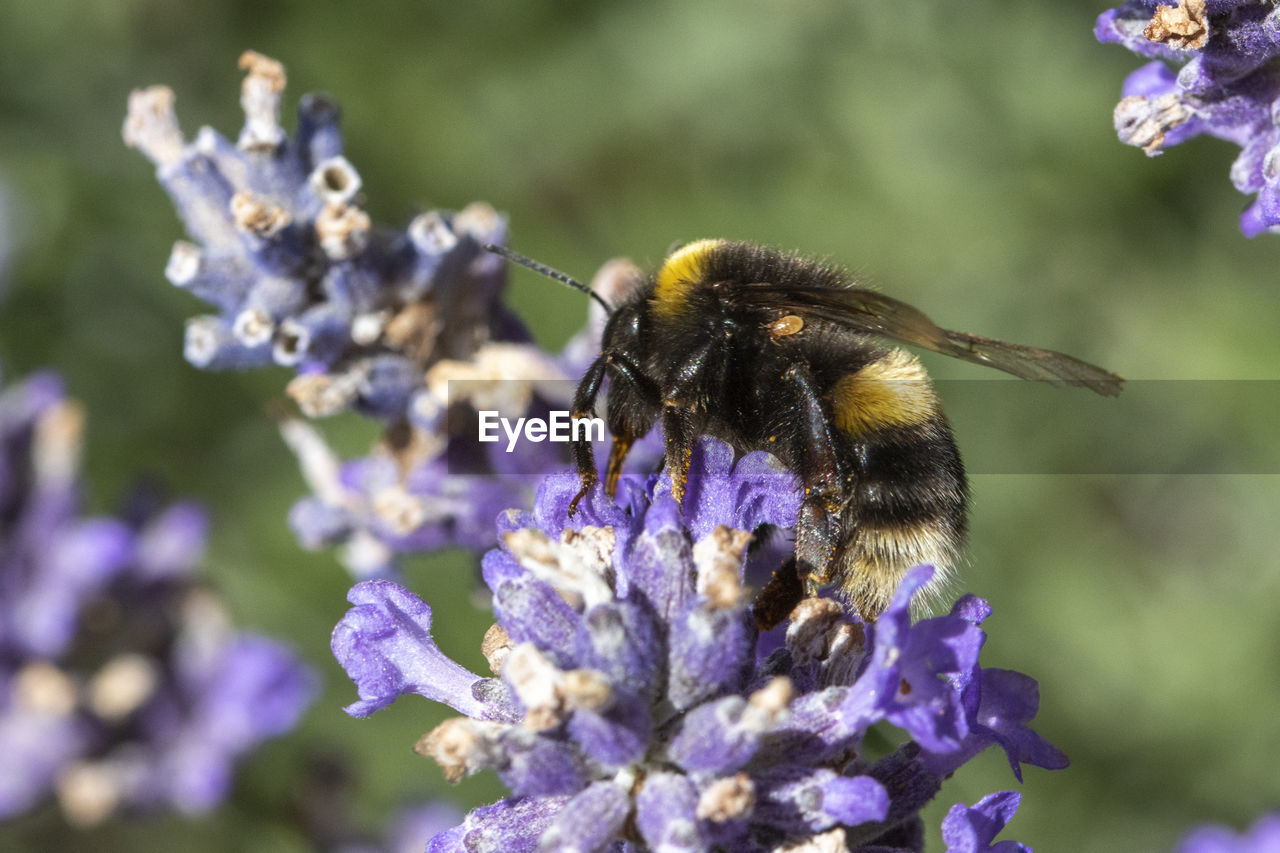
left=2, top=1, right=1278, bottom=850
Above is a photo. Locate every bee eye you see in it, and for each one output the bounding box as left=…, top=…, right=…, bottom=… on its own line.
left=768, top=314, right=804, bottom=337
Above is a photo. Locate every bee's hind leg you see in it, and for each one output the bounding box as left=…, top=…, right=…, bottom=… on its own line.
left=750, top=364, right=846, bottom=628
left=782, top=363, right=845, bottom=596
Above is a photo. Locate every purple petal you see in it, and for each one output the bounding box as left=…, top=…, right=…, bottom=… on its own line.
left=941, top=791, right=1029, bottom=853
left=332, top=580, right=485, bottom=718
left=663, top=440, right=800, bottom=541
left=577, top=599, right=664, bottom=702
left=566, top=691, right=651, bottom=769
left=156, top=737, right=236, bottom=813
left=532, top=471, right=633, bottom=547
left=859, top=568, right=983, bottom=754
left=426, top=824, right=467, bottom=853
left=536, top=780, right=630, bottom=852
left=667, top=600, right=755, bottom=711
left=625, top=497, right=696, bottom=624
left=288, top=496, right=354, bottom=549
left=1121, top=60, right=1179, bottom=99
left=432, top=796, right=570, bottom=853
left=922, top=668, right=1067, bottom=782
left=635, top=772, right=705, bottom=852
left=668, top=695, right=767, bottom=776
left=974, top=669, right=1068, bottom=779
left=818, top=774, right=892, bottom=827
left=949, top=594, right=992, bottom=628
left=494, top=730, right=590, bottom=797
left=480, top=537, right=540, bottom=594
left=188, top=634, right=316, bottom=743
left=755, top=767, right=888, bottom=833
left=492, top=575, right=584, bottom=669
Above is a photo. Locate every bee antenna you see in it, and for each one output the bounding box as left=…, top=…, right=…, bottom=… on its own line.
left=483, top=243, right=613, bottom=314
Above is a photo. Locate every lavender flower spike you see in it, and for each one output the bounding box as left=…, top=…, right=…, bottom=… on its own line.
left=0, top=370, right=315, bottom=825
left=129, top=54, right=591, bottom=575
left=334, top=438, right=1067, bottom=851
left=125, top=52, right=517, bottom=406
left=1097, top=1, right=1280, bottom=235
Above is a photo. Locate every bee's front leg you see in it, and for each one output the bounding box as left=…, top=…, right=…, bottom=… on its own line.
left=599, top=351, right=659, bottom=500
left=604, top=430, right=634, bottom=498
left=660, top=342, right=714, bottom=507
left=662, top=405, right=697, bottom=506
left=568, top=354, right=608, bottom=516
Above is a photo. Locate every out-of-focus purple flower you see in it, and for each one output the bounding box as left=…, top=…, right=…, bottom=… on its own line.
left=941, top=791, right=1030, bottom=853
left=280, top=416, right=534, bottom=579
left=382, top=803, right=465, bottom=853
left=126, top=53, right=624, bottom=577
left=1097, top=1, right=1280, bottom=235
left=1174, top=813, right=1280, bottom=853
left=0, top=370, right=315, bottom=825
left=333, top=438, right=1065, bottom=851
left=322, top=801, right=463, bottom=853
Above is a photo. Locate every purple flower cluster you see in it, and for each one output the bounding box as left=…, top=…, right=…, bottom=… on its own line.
left=123, top=50, right=521, bottom=411
left=1097, top=1, right=1280, bottom=235
left=0, top=370, right=315, bottom=825
left=125, top=52, right=593, bottom=577
left=1174, top=814, right=1280, bottom=853
left=332, top=439, right=1063, bottom=851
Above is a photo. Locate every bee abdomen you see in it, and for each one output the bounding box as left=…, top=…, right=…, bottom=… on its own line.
left=833, top=410, right=968, bottom=618
left=835, top=512, right=966, bottom=617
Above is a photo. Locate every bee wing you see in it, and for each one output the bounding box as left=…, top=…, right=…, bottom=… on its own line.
left=746, top=285, right=1123, bottom=396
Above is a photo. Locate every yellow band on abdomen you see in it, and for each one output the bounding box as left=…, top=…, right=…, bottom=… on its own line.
left=830, top=349, right=939, bottom=435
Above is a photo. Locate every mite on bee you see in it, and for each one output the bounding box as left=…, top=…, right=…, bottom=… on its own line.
left=486, top=240, right=1122, bottom=628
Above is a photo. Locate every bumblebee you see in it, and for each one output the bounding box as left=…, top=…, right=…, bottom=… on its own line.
left=488, top=240, right=1122, bottom=627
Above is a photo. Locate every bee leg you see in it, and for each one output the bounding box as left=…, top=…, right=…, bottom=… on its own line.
left=753, top=366, right=846, bottom=627
left=597, top=350, right=657, bottom=500
left=662, top=405, right=697, bottom=506
left=568, top=354, right=608, bottom=516
left=795, top=499, right=838, bottom=596
left=602, top=351, right=661, bottom=405
left=661, top=342, right=714, bottom=507
left=783, top=363, right=845, bottom=597
left=604, top=430, right=634, bottom=498
left=753, top=556, right=804, bottom=631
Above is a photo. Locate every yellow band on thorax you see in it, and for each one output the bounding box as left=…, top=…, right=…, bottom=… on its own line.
left=652, top=239, right=724, bottom=318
